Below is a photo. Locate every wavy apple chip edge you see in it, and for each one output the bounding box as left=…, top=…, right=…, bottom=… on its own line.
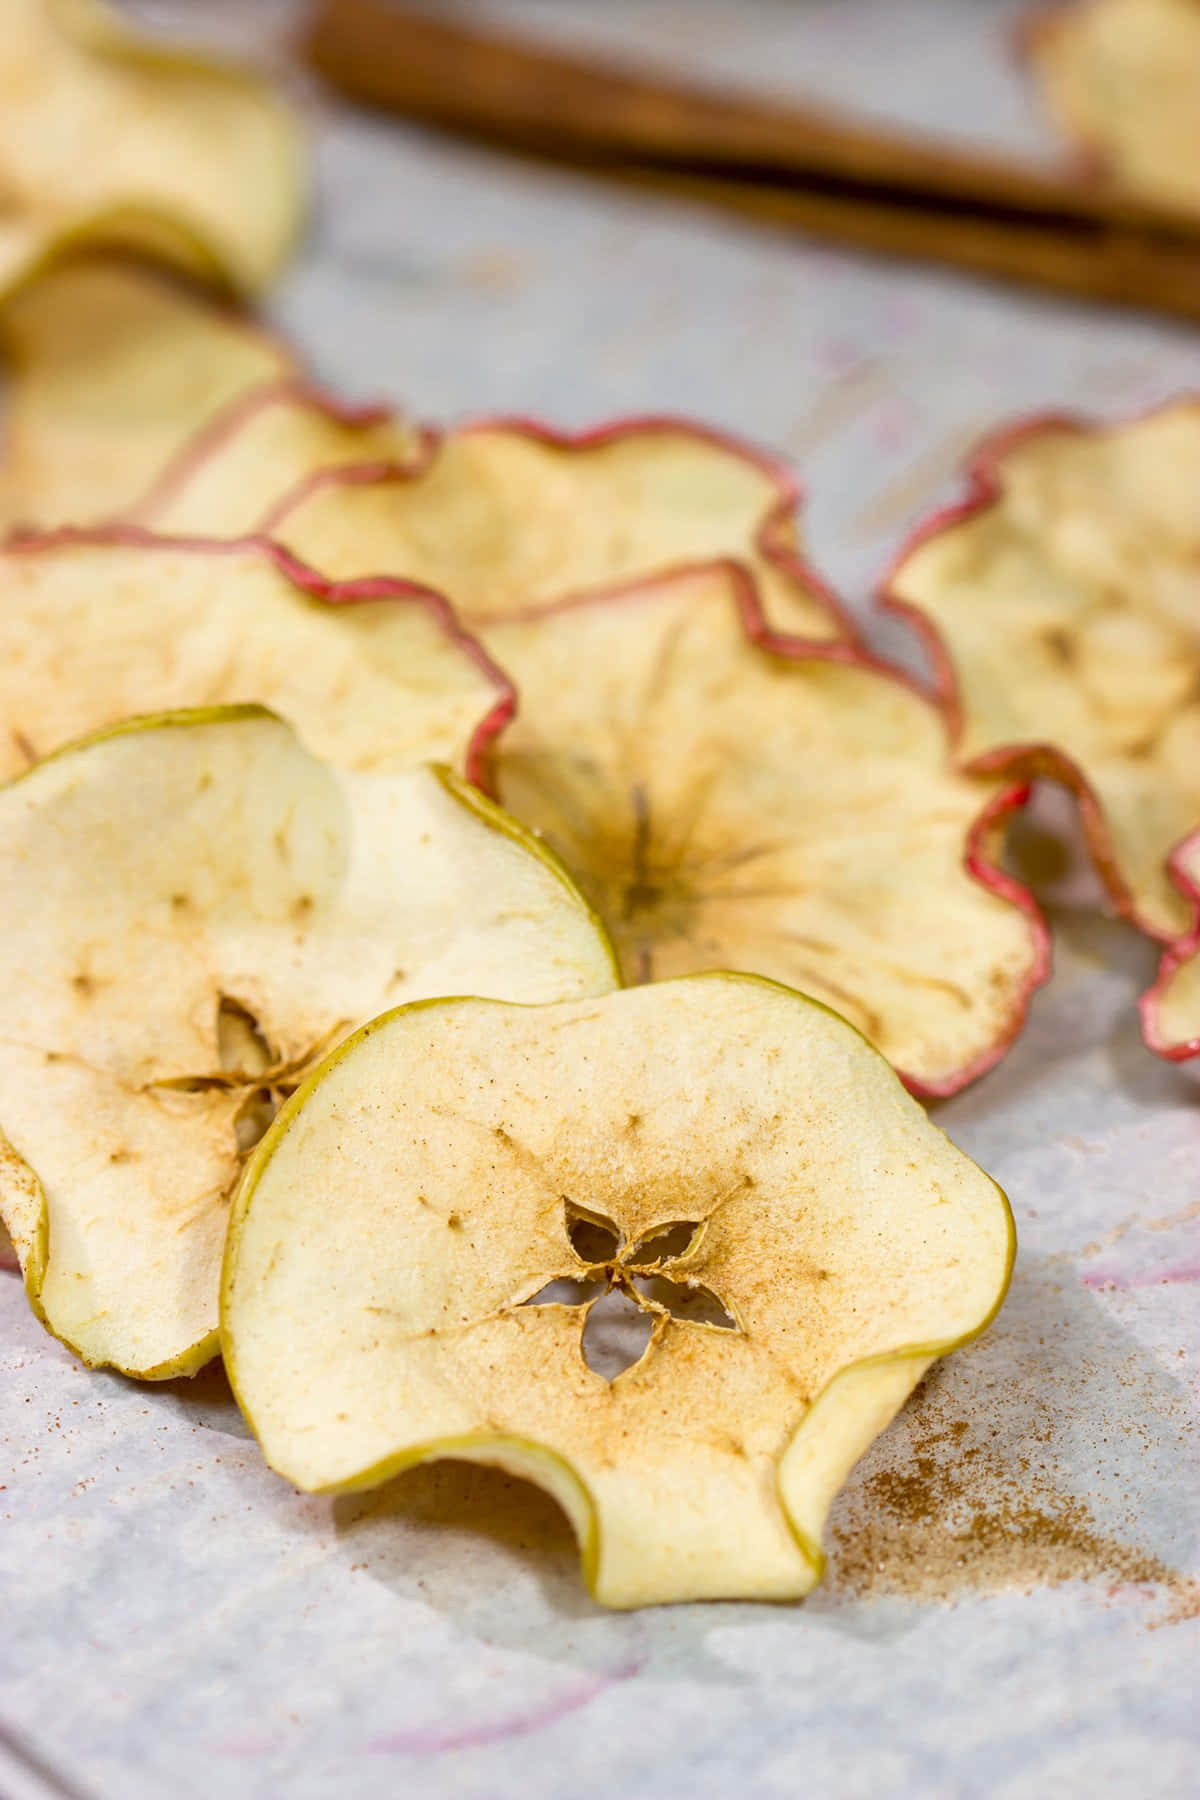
left=0, top=523, right=515, bottom=790
left=0, top=257, right=297, bottom=532
left=0, top=707, right=618, bottom=1377
left=223, top=976, right=1014, bottom=1606
left=472, top=561, right=1049, bottom=1097
left=153, top=401, right=856, bottom=643
left=882, top=399, right=1200, bottom=942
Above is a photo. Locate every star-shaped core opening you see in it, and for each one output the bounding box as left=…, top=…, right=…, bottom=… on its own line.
left=523, top=1200, right=738, bottom=1381
left=149, top=995, right=349, bottom=1155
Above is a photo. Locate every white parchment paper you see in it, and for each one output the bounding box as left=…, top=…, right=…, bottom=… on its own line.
left=3, top=5, right=1199, bottom=1795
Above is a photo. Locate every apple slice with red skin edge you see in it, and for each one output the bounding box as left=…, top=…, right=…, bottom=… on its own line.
left=0, top=706, right=618, bottom=1378
left=1140, top=828, right=1200, bottom=1060
left=0, top=257, right=296, bottom=532
left=135, top=380, right=434, bottom=535
left=256, top=412, right=854, bottom=643
left=881, top=399, right=1200, bottom=942
left=461, top=560, right=1047, bottom=1098
left=0, top=0, right=306, bottom=297
left=0, top=523, right=513, bottom=792
left=222, top=975, right=1014, bottom=1608
left=1025, top=0, right=1200, bottom=218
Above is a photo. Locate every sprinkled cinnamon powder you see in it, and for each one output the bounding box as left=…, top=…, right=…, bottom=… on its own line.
left=827, top=1267, right=1200, bottom=1634
left=829, top=1410, right=1169, bottom=1601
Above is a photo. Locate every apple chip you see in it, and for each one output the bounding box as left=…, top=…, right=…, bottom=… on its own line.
left=0, top=258, right=294, bottom=531
left=0, top=708, right=618, bottom=1377
left=0, top=0, right=305, bottom=296
left=1029, top=0, right=1200, bottom=217
left=0, top=526, right=512, bottom=788
left=223, top=976, right=1014, bottom=1607
left=140, top=385, right=430, bottom=537
left=883, top=401, right=1200, bottom=939
left=465, top=565, right=1046, bottom=1097
left=262, top=415, right=852, bottom=641
left=1140, top=829, right=1200, bottom=1059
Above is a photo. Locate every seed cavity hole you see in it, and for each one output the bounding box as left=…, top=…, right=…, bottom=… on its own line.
left=522, top=1276, right=605, bottom=1309
left=216, top=995, right=273, bottom=1076
left=633, top=1273, right=737, bottom=1331
left=234, top=1087, right=278, bottom=1153
left=564, top=1201, right=621, bottom=1264
left=580, top=1286, right=655, bottom=1380
left=629, top=1219, right=701, bottom=1264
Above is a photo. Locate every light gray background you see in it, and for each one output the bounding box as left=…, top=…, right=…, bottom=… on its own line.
left=3, top=5, right=1199, bottom=1796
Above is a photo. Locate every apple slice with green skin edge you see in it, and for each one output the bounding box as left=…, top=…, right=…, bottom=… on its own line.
left=0, top=257, right=295, bottom=532
left=0, top=706, right=618, bottom=1379
left=240, top=410, right=855, bottom=643
left=222, top=975, right=1014, bottom=1608
left=464, top=561, right=1047, bottom=1098
left=0, top=0, right=306, bottom=297
left=882, top=400, right=1200, bottom=942
left=1140, top=828, right=1200, bottom=1060
left=0, top=524, right=513, bottom=791
left=1026, top=0, right=1200, bottom=219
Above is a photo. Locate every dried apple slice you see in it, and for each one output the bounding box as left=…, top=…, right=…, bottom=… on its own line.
left=1140, top=830, right=1200, bottom=1059
left=140, top=383, right=430, bottom=537
left=883, top=401, right=1200, bottom=940
left=1028, top=0, right=1200, bottom=217
left=465, top=563, right=1046, bottom=1097
left=261, top=414, right=853, bottom=641
left=0, top=0, right=305, bottom=296
left=0, top=707, right=617, bottom=1377
left=0, top=258, right=295, bottom=531
left=223, top=976, right=1014, bottom=1607
left=0, top=525, right=512, bottom=788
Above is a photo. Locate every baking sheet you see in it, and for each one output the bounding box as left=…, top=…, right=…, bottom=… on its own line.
left=3, top=4, right=1199, bottom=1795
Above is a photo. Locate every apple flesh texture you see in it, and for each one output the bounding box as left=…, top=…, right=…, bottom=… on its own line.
left=224, top=975, right=1014, bottom=1607
left=0, top=707, right=617, bottom=1377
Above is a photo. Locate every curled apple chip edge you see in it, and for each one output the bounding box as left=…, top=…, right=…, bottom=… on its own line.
left=1024, top=0, right=1200, bottom=219
left=880, top=399, right=1200, bottom=943
left=0, top=0, right=307, bottom=298
left=0, top=522, right=515, bottom=793
left=132, top=380, right=435, bottom=537
left=1140, top=829, right=1200, bottom=1060
left=221, top=975, right=1016, bottom=1608
left=0, top=256, right=303, bottom=532
left=0, top=705, right=620, bottom=1378
left=234, top=408, right=858, bottom=644
left=457, top=558, right=1048, bottom=1098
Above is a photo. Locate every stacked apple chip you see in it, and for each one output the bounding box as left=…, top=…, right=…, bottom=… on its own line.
left=0, top=707, right=618, bottom=1375
left=0, top=42, right=1033, bottom=1596
left=886, top=402, right=1200, bottom=940
left=0, top=0, right=305, bottom=298
left=1028, top=0, right=1200, bottom=219
left=135, top=389, right=852, bottom=641
left=224, top=978, right=1013, bottom=1606
left=0, top=526, right=515, bottom=784
left=0, top=278, right=1035, bottom=1599
left=883, top=400, right=1200, bottom=1064
left=0, top=0, right=1191, bottom=1606
left=0, top=259, right=294, bottom=532
left=113, top=391, right=1049, bottom=1096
